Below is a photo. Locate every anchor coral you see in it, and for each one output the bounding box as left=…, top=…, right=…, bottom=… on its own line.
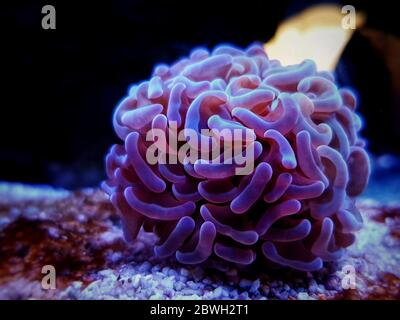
left=102, top=43, right=370, bottom=271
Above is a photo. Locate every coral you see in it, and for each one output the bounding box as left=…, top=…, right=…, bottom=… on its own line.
left=102, top=43, right=370, bottom=271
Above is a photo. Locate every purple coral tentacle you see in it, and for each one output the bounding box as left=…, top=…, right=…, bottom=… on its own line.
left=230, top=162, right=273, bottom=213
left=154, top=216, right=196, bottom=258
left=176, top=221, right=217, bottom=264
left=214, top=243, right=256, bottom=265
left=200, top=204, right=259, bottom=245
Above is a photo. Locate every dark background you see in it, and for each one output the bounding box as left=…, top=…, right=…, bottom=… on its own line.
left=1, top=0, right=399, bottom=188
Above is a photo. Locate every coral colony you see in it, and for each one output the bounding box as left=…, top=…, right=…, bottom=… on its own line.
left=102, top=43, right=370, bottom=271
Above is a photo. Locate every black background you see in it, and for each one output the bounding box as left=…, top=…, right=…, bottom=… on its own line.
left=0, top=299, right=394, bottom=319
left=1, top=0, right=399, bottom=188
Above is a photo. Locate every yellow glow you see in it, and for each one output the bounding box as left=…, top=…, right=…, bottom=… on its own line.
left=264, top=4, right=366, bottom=71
